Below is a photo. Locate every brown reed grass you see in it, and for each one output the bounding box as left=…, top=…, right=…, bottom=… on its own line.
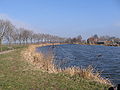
left=21, top=43, right=112, bottom=86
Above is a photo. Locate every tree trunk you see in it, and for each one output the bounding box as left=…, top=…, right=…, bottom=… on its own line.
left=0, top=38, right=2, bottom=52
left=0, top=38, right=2, bottom=45
left=30, top=39, right=33, bottom=44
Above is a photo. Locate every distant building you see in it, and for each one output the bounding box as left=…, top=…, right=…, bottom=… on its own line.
left=87, top=37, right=99, bottom=44
left=87, top=35, right=120, bottom=46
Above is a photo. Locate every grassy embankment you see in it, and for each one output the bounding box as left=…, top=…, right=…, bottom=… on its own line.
left=0, top=44, right=112, bottom=90
left=0, top=45, right=27, bottom=52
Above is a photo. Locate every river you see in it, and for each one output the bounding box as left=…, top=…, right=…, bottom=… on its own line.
left=36, top=44, right=120, bottom=84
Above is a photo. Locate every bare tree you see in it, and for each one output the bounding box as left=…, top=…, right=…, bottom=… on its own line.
left=17, top=28, right=23, bottom=44
left=11, top=28, right=19, bottom=44
left=0, top=19, right=14, bottom=44
left=20, top=28, right=31, bottom=44
left=76, top=35, right=82, bottom=42
left=0, top=19, right=65, bottom=45
left=28, top=30, right=34, bottom=44
left=5, top=27, right=14, bottom=45
left=35, top=33, right=42, bottom=43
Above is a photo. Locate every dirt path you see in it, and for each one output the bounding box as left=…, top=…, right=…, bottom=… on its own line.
left=0, top=50, right=14, bottom=55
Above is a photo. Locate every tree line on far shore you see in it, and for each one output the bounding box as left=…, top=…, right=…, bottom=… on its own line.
left=0, top=19, right=65, bottom=45
left=1, top=19, right=120, bottom=45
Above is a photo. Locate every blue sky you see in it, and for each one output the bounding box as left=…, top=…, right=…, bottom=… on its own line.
left=0, top=0, right=120, bottom=39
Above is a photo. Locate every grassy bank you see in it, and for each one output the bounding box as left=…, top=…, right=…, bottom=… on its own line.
left=22, top=44, right=112, bottom=84
left=0, top=45, right=111, bottom=90
left=0, top=44, right=27, bottom=52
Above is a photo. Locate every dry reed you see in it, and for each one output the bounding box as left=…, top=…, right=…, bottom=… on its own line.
left=21, top=43, right=112, bottom=86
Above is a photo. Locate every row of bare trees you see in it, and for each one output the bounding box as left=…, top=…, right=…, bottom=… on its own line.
left=0, top=19, right=65, bottom=45
left=65, top=35, right=83, bottom=44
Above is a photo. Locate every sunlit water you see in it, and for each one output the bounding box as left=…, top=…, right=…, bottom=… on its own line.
left=36, top=44, right=120, bottom=84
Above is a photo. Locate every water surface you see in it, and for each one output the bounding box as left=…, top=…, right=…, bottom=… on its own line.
left=36, top=44, right=120, bottom=84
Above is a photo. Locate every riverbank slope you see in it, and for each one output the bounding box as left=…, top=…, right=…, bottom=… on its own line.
left=0, top=44, right=111, bottom=90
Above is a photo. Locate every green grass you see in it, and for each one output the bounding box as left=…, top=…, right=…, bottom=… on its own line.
left=0, top=47, right=110, bottom=90
left=0, top=45, right=27, bottom=52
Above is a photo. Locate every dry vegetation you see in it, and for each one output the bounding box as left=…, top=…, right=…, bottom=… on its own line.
left=21, top=43, right=60, bottom=73
left=22, top=43, right=112, bottom=86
